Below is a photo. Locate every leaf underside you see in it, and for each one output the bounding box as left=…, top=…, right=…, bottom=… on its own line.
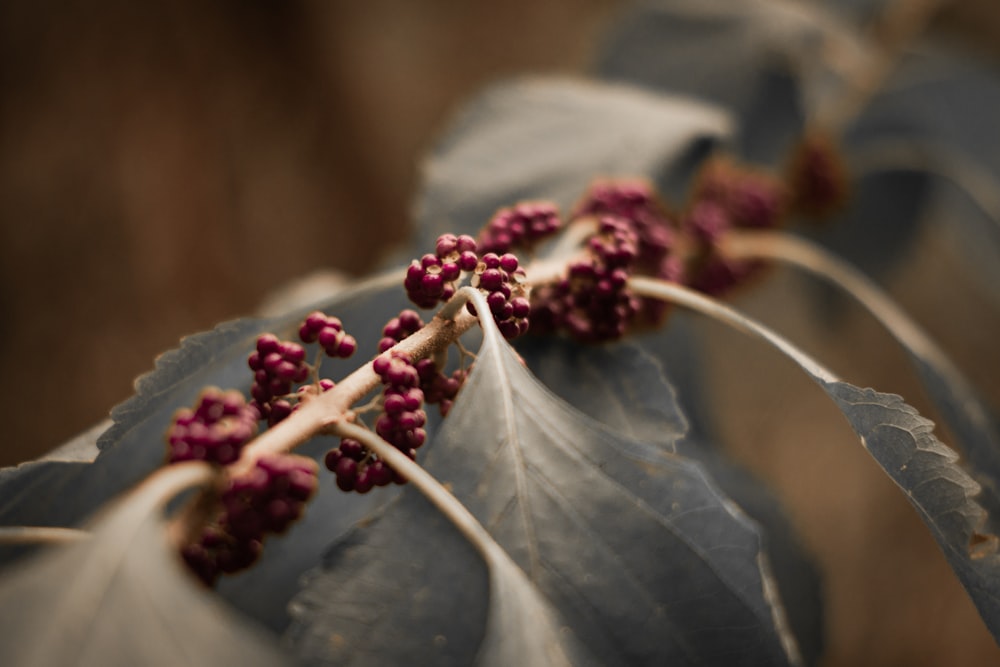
left=0, top=464, right=289, bottom=667
left=288, top=318, right=799, bottom=666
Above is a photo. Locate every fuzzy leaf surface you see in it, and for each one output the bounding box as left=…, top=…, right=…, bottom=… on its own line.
left=416, top=77, right=731, bottom=248
left=0, top=464, right=289, bottom=667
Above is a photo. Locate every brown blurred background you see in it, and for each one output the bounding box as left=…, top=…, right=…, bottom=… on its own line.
left=1, top=2, right=999, bottom=665
left=0, top=1, right=621, bottom=465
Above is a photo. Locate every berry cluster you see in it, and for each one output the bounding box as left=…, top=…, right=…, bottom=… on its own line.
left=181, top=454, right=318, bottom=585
left=324, top=437, right=396, bottom=493
left=249, top=312, right=358, bottom=426
left=537, top=216, right=644, bottom=342
left=471, top=252, right=531, bottom=339
left=681, top=159, right=786, bottom=296
left=786, top=132, right=849, bottom=218
left=377, top=308, right=470, bottom=413
left=476, top=201, right=562, bottom=255
left=321, top=351, right=428, bottom=493
left=248, top=334, right=309, bottom=425
left=373, top=351, right=428, bottom=456
left=417, top=359, right=468, bottom=416
left=378, top=308, right=425, bottom=353
left=404, top=234, right=530, bottom=340
left=299, top=311, right=358, bottom=359
left=404, top=234, right=477, bottom=308
left=166, top=388, right=259, bottom=465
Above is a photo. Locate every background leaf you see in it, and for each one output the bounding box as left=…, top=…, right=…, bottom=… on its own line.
left=518, top=335, right=824, bottom=664
left=631, top=277, right=1000, bottom=643
left=0, top=463, right=290, bottom=667
left=415, top=77, right=731, bottom=248
left=594, top=0, right=864, bottom=164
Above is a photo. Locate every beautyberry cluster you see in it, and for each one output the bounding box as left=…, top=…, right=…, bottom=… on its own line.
left=373, top=351, right=428, bottom=456
left=377, top=308, right=470, bottom=414
left=298, top=311, right=358, bottom=359
left=166, top=388, right=259, bottom=465
left=404, top=234, right=478, bottom=308
left=181, top=454, right=318, bottom=585
left=532, top=215, right=644, bottom=342
left=417, top=359, right=468, bottom=416
left=681, top=159, right=787, bottom=296
left=378, top=308, right=425, bottom=353
left=476, top=201, right=562, bottom=255
left=471, top=252, right=531, bottom=339
left=404, top=234, right=530, bottom=340
left=324, top=437, right=396, bottom=493
left=786, top=132, right=850, bottom=218
left=248, top=334, right=309, bottom=425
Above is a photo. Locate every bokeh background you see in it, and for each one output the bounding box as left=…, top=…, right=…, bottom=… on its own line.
left=1, top=2, right=999, bottom=665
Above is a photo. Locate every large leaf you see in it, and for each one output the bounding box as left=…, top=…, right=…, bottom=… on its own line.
left=631, top=276, right=1000, bottom=641
left=518, top=336, right=824, bottom=664
left=595, top=0, right=865, bottom=164
left=0, top=272, right=406, bottom=530
left=844, top=47, right=1000, bottom=293
left=288, top=294, right=802, bottom=666
left=724, top=230, right=1000, bottom=523
left=415, top=77, right=731, bottom=248
left=0, top=463, right=290, bottom=667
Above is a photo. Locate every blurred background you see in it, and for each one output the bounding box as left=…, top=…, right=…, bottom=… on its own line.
left=0, top=0, right=623, bottom=465
left=1, top=0, right=996, bottom=465
left=2, top=2, right=1000, bottom=666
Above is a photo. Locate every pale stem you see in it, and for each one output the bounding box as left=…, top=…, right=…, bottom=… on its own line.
left=627, top=275, right=840, bottom=383
left=0, top=526, right=91, bottom=545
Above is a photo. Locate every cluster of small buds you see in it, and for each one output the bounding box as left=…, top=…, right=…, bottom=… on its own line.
left=476, top=201, right=562, bottom=255
left=531, top=215, right=643, bottom=342
left=470, top=252, right=531, bottom=340
left=299, top=311, right=358, bottom=359
left=416, top=358, right=468, bottom=416
left=324, top=437, right=396, bottom=493
left=248, top=334, right=309, bottom=425
left=378, top=309, right=425, bottom=352
left=181, top=454, right=318, bottom=585
left=786, top=132, right=850, bottom=218
left=405, top=234, right=478, bottom=308
left=373, top=350, right=427, bottom=463
left=166, top=388, right=259, bottom=465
